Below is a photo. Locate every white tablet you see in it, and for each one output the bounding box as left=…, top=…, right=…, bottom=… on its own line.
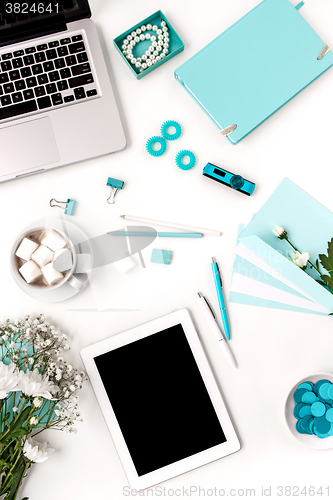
left=80, top=309, right=240, bottom=490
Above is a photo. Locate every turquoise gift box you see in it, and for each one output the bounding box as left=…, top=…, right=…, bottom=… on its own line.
left=114, top=11, right=184, bottom=79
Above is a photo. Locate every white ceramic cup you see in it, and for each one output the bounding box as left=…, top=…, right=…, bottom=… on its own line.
left=11, top=225, right=89, bottom=292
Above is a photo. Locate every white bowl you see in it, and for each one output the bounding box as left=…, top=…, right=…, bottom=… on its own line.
left=285, top=373, right=333, bottom=449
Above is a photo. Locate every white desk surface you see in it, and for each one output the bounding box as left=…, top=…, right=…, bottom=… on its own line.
left=1, top=0, right=333, bottom=498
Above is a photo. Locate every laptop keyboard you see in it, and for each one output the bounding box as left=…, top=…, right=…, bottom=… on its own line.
left=0, top=33, right=99, bottom=121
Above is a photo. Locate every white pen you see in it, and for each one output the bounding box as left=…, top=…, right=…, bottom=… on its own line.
left=120, top=215, right=221, bottom=236
left=197, top=292, right=237, bottom=368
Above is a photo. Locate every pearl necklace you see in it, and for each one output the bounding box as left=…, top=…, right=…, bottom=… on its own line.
left=121, top=20, right=170, bottom=73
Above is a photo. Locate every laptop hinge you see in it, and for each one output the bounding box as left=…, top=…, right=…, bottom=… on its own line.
left=0, top=22, right=67, bottom=48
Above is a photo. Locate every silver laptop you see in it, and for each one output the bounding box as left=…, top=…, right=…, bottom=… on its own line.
left=0, top=0, right=126, bottom=182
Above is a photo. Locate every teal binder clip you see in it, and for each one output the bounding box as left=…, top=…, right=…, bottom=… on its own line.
left=49, top=198, right=76, bottom=215
left=107, top=177, right=124, bottom=204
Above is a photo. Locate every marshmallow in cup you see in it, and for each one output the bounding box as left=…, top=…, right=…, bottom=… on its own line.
left=19, top=260, right=42, bottom=284
left=15, top=238, right=39, bottom=261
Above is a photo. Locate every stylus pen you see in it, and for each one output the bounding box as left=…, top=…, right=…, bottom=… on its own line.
left=211, top=257, right=230, bottom=340
left=197, top=293, right=237, bottom=369
left=109, top=231, right=202, bottom=238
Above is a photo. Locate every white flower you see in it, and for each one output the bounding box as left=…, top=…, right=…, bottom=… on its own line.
left=23, top=437, right=54, bottom=463
left=63, top=426, right=77, bottom=435
left=290, top=251, right=310, bottom=270
left=0, top=362, right=20, bottom=399
left=29, top=416, right=39, bottom=426
left=13, top=406, right=18, bottom=413
left=273, top=225, right=287, bottom=239
left=9, top=341, right=15, bottom=349
left=18, top=368, right=59, bottom=399
left=32, top=397, right=43, bottom=409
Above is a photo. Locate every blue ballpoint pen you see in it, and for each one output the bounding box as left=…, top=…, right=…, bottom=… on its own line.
left=211, top=257, right=230, bottom=340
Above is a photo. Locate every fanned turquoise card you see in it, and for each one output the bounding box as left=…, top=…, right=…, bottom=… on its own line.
left=174, top=0, right=333, bottom=144
left=229, top=178, right=333, bottom=315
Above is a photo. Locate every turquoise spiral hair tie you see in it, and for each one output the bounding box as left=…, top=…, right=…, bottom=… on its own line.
left=160, top=120, right=182, bottom=141
left=175, top=150, right=196, bottom=170
left=146, top=136, right=167, bottom=156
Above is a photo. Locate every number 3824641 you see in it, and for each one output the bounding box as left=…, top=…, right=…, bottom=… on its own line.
left=5, top=3, right=59, bottom=14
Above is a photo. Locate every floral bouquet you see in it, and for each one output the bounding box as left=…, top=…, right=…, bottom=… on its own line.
left=0, top=314, right=85, bottom=500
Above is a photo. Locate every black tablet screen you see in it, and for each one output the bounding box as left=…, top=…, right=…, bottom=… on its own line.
left=94, top=323, right=226, bottom=476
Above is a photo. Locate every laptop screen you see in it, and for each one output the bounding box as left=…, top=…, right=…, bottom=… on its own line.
left=0, top=0, right=91, bottom=47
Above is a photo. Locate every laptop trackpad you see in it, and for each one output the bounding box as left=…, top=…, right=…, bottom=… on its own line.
left=0, top=117, right=60, bottom=177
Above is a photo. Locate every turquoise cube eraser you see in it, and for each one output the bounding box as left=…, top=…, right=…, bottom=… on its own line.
left=151, top=249, right=172, bottom=265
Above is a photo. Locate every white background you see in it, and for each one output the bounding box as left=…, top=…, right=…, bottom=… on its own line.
left=1, top=0, right=333, bottom=498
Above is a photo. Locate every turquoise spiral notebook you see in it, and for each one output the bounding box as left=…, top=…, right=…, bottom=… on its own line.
left=174, top=0, right=333, bottom=144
